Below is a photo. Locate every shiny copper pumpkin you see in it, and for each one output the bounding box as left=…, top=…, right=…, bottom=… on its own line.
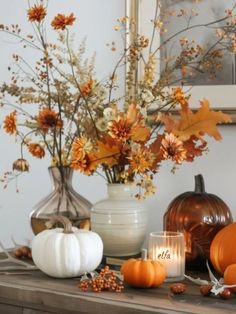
left=163, top=174, right=232, bottom=270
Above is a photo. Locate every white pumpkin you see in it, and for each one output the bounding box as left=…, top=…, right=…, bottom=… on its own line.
left=32, top=216, right=103, bottom=278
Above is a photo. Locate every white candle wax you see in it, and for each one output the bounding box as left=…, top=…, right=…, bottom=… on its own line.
left=155, top=247, right=183, bottom=278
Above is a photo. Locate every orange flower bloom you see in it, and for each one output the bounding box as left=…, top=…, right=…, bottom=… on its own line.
left=80, top=79, right=94, bottom=96
left=51, top=13, right=76, bottom=30
left=71, top=154, right=97, bottom=175
left=129, top=147, right=155, bottom=173
left=171, top=87, right=188, bottom=109
left=28, top=143, right=45, bottom=159
left=71, top=137, right=93, bottom=160
left=161, top=133, right=187, bottom=164
left=37, top=108, right=63, bottom=132
left=108, top=117, right=131, bottom=142
left=3, top=111, right=17, bottom=135
left=27, top=4, right=47, bottom=23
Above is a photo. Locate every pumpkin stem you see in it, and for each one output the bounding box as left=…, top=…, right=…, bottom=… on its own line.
left=46, top=215, right=73, bottom=234
left=194, top=174, right=205, bottom=193
left=141, top=249, right=148, bottom=260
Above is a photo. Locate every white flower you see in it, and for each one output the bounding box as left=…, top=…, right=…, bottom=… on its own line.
left=96, top=118, right=108, bottom=132
left=141, top=89, right=154, bottom=103
left=103, top=107, right=116, bottom=121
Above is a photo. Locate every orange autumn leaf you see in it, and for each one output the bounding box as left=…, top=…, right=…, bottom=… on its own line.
left=126, top=103, right=141, bottom=124
left=131, top=125, right=151, bottom=142
left=161, top=114, right=179, bottom=133
left=149, top=135, right=164, bottom=167
left=95, top=140, right=120, bottom=167
left=173, top=99, right=231, bottom=141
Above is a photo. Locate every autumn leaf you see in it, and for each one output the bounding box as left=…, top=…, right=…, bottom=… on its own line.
left=173, top=99, right=232, bottom=141
left=149, top=135, right=164, bottom=167
left=126, top=103, right=140, bottom=124
left=94, top=140, right=120, bottom=167
left=162, top=114, right=179, bottom=133
left=183, top=136, right=207, bottom=162
left=131, top=125, right=151, bottom=142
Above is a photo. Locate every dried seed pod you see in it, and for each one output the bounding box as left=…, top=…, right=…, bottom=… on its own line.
left=169, top=283, right=186, bottom=295
left=219, top=288, right=232, bottom=300
left=200, top=285, right=212, bottom=296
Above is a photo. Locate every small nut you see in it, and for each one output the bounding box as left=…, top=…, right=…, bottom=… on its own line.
left=219, top=288, right=232, bottom=300
left=169, top=283, right=186, bottom=295
left=14, top=248, right=23, bottom=258
left=20, top=246, right=31, bottom=257
left=200, top=285, right=212, bottom=296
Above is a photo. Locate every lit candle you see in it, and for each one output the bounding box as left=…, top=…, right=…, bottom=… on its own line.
left=148, top=231, right=185, bottom=282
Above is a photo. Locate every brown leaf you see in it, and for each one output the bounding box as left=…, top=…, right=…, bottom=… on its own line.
left=174, top=99, right=231, bottom=141
left=183, top=136, right=207, bottom=162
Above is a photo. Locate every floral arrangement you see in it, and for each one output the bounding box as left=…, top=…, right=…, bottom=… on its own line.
left=1, top=1, right=234, bottom=198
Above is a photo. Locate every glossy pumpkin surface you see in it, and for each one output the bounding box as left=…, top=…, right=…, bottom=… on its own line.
left=121, top=250, right=166, bottom=288
left=163, top=174, right=232, bottom=270
left=224, top=263, right=236, bottom=292
left=210, top=223, right=236, bottom=275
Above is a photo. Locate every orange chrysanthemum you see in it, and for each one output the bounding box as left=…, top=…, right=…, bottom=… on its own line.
left=71, top=154, right=97, bottom=175
left=129, top=147, right=155, bottom=173
left=27, top=4, right=47, bottom=23
left=51, top=13, right=76, bottom=30
left=37, top=108, right=63, bottom=132
left=3, top=111, right=17, bottom=135
left=71, top=137, right=93, bottom=160
left=28, top=143, right=45, bottom=159
left=108, top=117, right=131, bottom=142
left=161, top=133, right=187, bottom=164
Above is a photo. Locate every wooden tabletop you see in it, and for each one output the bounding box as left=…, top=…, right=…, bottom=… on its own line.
left=0, top=270, right=235, bottom=314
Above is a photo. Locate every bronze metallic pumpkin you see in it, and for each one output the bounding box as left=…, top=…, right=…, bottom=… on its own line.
left=163, top=174, right=232, bottom=270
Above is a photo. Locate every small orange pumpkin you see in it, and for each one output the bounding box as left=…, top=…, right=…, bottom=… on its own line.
left=224, top=264, right=236, bottom=292
left=210, top=223, right=236, bottom=275
left=121, top=249, right=166, bottom=288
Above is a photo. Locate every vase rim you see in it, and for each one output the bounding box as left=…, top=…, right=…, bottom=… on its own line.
left=107, top=183, right=134, bottom=187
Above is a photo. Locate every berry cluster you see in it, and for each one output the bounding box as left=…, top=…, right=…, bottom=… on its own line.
left=79, top=266, right=124, bottom=293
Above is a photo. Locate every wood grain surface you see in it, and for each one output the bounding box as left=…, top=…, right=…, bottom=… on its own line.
left=0, top=270, right=235, bottom=314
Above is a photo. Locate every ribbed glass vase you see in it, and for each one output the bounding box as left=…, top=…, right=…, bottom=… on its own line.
left=30, top=166, right=92, bottom=234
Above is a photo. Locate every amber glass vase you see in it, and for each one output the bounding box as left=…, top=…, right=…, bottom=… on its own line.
left=163, top=174, right=232, bottom=270
left=30, top=166, right=92, bottom=234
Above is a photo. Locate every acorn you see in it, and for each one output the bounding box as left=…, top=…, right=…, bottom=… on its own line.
left=169, top=283, right=186, bottom=295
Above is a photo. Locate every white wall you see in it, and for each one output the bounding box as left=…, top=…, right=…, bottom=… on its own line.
left=0, top=1, right=235, bottom=248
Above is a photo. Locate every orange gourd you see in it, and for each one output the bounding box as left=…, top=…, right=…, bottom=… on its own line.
left=121, top=249, right=166, bottom=288
left=210, top=222, right=236, bottom=275
left=224, top=264, right=236, bottom=292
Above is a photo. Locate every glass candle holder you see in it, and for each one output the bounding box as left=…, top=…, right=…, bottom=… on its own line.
left=148, top=231, right=185, bottom=282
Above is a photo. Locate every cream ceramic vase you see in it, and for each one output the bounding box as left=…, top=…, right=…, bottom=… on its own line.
left=91, top=184, right=148, bottom=257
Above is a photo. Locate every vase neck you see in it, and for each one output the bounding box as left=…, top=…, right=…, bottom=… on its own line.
left=48, top=166, right=73, bottom=190
left=107, top=184, right=134, bottom=199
